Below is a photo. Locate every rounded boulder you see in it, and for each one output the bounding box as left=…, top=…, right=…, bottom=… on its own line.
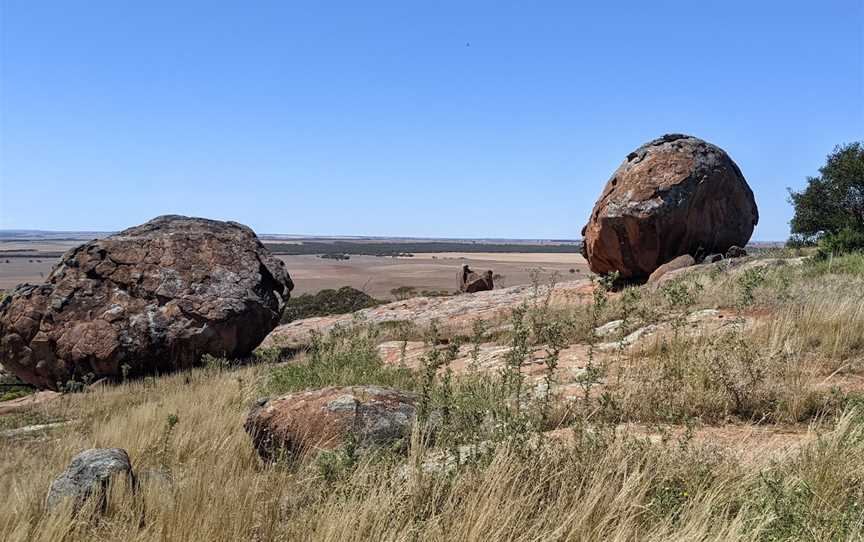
left=0, top=215, right=293, bottom=389
left=581, top=134, right=758, bottom=279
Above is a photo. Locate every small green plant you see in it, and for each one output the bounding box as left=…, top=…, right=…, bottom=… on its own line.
left=267, top=323, right=414, bottom=395
left=159, top=413, right=180, bottom=472
left=539, top=320, right=565, bottom=426
left=315, top=433, right=358, bottom=482
left=577, top=273, right=616, bottom=403
left=469, top=319, right=486, bottom=371
left=660, top=277, right=703, bottom=337
left=737, top=266, right=768, bottom=310
left=390, top=286, right=418, bottom=301
left=202, top=354, right=231, bottom=373
left=503, top=305, right=530, bottom=422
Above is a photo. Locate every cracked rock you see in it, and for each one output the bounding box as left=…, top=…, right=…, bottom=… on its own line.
left=0, top=215, right=293, bottom=389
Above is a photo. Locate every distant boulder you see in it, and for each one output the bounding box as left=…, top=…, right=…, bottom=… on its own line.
left=0, top=215, right=293, bottom=389
left=581, top=134, right=758, bottom=279
left=458, top=265, right=494, bottom=293
left=245, top=386, right=417, bottom=462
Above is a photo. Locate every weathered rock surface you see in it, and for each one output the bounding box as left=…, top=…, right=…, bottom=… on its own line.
left=245, top=386, right=416, bottom=461
left=46, top=448, right=135, bottom=512
left=647, top=254, right=696, bottom=284
left=581, top=134, right=758, bottom=279
left=261, top=279, right=595, bottom=350
left=0, top=215, right=293, bottom=389
left=0, top=390, right=61, bottom=416
left=651, top=255, right=808, bottom=288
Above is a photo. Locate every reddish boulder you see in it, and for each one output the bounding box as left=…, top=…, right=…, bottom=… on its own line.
left=245, top=386, right=416, bottom=461
left=0, top=215, right=293, bottom=389
left=581, top=134, right=758, bottom=279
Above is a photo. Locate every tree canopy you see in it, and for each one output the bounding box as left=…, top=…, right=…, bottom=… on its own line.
left=789, top=142, right=864, bottom=239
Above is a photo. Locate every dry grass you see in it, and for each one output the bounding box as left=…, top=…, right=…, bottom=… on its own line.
left=3, top=365, right=862, bottom=541
left=3, top=253, right=864, bottom=541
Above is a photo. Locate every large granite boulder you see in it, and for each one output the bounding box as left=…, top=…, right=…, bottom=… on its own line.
left=245, top=386, right=417, bottom=462
left=581, top=134, right=758, bottom=279
left=0, top=215, right=293, bottom=389
left=46, top=448, right=135, bottom=513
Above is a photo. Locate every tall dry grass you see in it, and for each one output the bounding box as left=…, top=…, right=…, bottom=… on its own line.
left=2, top=253, right=864, bottom=541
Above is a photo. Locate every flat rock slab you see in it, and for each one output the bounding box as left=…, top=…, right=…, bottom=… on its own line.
left=0, top=390, right=61, bottom=416
left=261, top=279, right=594, bottom=350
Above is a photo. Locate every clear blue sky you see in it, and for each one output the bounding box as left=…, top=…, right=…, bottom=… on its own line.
left=1, top=1, right=861, bottom=240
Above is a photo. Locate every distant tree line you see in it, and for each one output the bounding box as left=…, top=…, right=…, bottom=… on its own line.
left=266, top=241, right=581, bottom=257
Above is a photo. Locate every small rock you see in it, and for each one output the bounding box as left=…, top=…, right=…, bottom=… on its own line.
left=594, top=319, right=624, bottom=337
left=244, top=386, right=417, bottom=462
left=648, top=254, right=696, bottom=284
left=46, top=448, right=136, bottom=513
left=726, top=246, right=747, bottom=258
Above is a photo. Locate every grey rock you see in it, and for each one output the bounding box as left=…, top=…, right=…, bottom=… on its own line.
left=726, top=245, right=748, bottom=258
left=46, top=448, right=135, bottom=512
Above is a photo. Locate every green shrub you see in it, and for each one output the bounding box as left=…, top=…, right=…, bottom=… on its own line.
left=266, top=324, right=415, bottom=394
left=281, top=286, right=382, bottom=323
left=819, top=227, right=864, bottom=257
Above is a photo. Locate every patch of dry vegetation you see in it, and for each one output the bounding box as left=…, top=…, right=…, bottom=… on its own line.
left=2, top=254, right=864, bottom=541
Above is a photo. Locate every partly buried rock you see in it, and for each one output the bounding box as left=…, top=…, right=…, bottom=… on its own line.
left=245, top=386, right=417, bottom=461
left=647, top=254, right=696, bottom=285
left=46, top=448, right=135, bottom=512
left=581, top=134, right=758, bottom=279
left=726, top=245, right=747, bottom=259
left=0, top=215, right=293, bottom=389
left=458, top=265, right=494, bottom=293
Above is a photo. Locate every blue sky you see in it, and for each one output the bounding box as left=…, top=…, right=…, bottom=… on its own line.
left=0, top=1, right=861, bottom=240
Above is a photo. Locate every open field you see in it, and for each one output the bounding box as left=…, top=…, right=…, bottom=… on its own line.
left=0, top=239, right=587, bottom=297
left=277, top=253, right=587, bottom=299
